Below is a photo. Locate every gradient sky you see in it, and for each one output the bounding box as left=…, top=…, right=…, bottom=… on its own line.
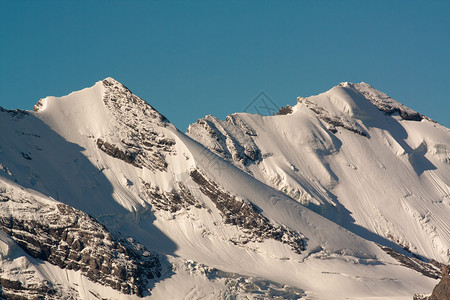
left=1, top=1, right=449, bottom=130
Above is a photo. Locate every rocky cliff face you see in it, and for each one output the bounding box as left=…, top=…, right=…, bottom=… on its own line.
left=190, top=169, right=306, bottom=254
left=0, top=180, right=162, bottom=297
left=379, top=246, right=443, bottom=279
left=98, top=78, right=176, bottom=172
left=140, top=179, right=203, bottom=213
left=0, top=276, right=69, bottom=300
left=187, top=115, right=262, bottom=173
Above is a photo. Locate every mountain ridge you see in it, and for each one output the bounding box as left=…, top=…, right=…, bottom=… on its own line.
left=0, top=78, right=448, bottom=299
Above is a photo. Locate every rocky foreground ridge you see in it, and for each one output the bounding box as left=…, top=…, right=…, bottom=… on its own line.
left=0, top=179, right=162, bottom=298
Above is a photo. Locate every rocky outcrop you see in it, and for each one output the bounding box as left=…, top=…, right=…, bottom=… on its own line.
left=413, top=265, right=450, bottom=300
left=97, top=78, right=176, bottom=172
left=276, top=105, right=293, bottom=115
left=190, top=169, right=306, bottom=254
left=0, top=107, right=29, bottom=119
left=0, top=184, right=162, bottom=297
left=187, top=115, right=262, bottom=172
left=140, top=180, right=203, bottom=213
left=351, top=82, right=426, bottom=121
left=379, top=245, right=442, bottom=279
left=297, top=98, right=368, bottom=137
left=430, top=265, right=450, bottom=300
left=0, top=277, right=67, bottom=300
left=97, top=138, right=139, bottom=167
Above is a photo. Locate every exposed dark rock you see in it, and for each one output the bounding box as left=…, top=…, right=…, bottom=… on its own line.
left=0, top=107, right=29, bottom=119
left=430, top=265, right=450, bottom=300
left=187, top=115, right=262, bottom=173
left=96, top=138, right=138, bottom=167
left=0, top=277, right=61, bottom=300
left=0, top=194, right=10, bottom=202
left=430, top=259, right=446, bottom=271
left=354, top=84, right=426, bottom=122
left=15, top=131, right=40, bottom=138
left=277, top=105, right=293, bottom=115
left=1, top=278, right=22, bottom=290
left=33, top=99, right=45, bottom=112
left=141, top=180, right=203, bottom=213
left=190, top=169, right=306, bottom=254
left=378, top=245, right=441, bottom=279
left=413, top=265, right=450, bottom=300
left=95, top=78, right=176, bottom=172
left=20, top=152, right=32, bottom=160
left=362, top=92, right=422, bottom=121
left=0, top=189, right=162, bottom=297
left=299, top=98, right=369, bottom=137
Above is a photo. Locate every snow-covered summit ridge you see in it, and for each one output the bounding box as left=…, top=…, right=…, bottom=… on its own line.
left=1, top=78, right=448, bottom=299
left=30, top=77, right=176, bottom=172
left=350, top=82, right=427, bottom=121
left=32, top=79, right=105, bottom=113
left=33, top=77, right=169, bottom=123
left=295, top=81, right=427, bottom=123
left=187, top=80, right=450, bottom=265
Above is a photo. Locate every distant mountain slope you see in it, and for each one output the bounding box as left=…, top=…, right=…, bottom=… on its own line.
left=0, top=78, right=447, bottom=299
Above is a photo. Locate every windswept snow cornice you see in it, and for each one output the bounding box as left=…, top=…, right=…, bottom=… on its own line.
left=33, top=79, right=104, bottom=113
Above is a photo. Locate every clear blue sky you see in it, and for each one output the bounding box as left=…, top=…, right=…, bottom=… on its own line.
left=1, top=1, right=449, bottom=130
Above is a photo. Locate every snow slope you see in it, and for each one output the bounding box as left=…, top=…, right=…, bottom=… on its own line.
left=187, top=82, right=450, bottom=264
left=0, top=78, right=448, bottom=299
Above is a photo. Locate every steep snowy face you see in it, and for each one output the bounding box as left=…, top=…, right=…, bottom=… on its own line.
left=1, top=79, right=316, bottom=297
left=187, top=82, right=450, bottom=264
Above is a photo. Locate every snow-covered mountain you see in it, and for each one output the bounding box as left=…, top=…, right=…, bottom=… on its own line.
left=0, top=78, right=448, bottom=299
left=187, top=82, right=450, bottom=264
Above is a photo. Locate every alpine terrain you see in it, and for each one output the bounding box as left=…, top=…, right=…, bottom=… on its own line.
left=0, top=78, right=449, bottom=299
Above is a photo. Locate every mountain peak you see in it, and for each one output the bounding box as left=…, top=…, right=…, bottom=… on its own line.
left=32, top=77, right=169, bottom=123
left=337, top=81, right=370, bottom=88
left=297, top=81, right=426, bottom=123
left=337, top=81, right=354, bottom=88
left=101, top=77, right=130, bottom=91
left=31, top=77, right=175, bottom=172
left=102, top=76, right=119, bottom=83
left=100, top=77, right=169, bottom=124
